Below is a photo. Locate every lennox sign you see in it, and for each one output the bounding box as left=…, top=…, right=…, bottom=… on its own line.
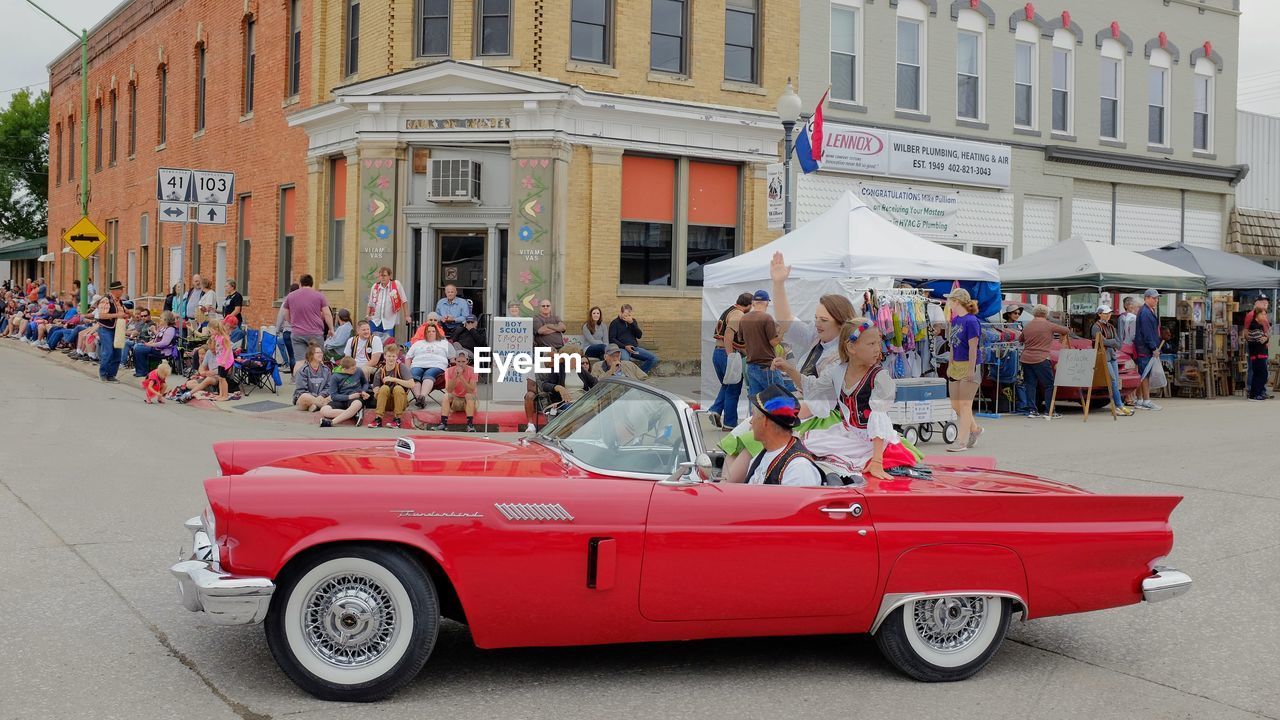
left=818, top=122, right=1011, bottom=189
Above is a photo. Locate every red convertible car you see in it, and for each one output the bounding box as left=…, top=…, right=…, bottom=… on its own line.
left=170, top=378, right=1191, bottom=702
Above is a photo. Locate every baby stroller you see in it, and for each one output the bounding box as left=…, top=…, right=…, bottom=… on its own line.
left=232, top=327, right=282, bottom=396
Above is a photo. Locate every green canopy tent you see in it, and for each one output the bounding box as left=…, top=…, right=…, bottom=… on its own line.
left=998, top=237, right=1204, bottom=293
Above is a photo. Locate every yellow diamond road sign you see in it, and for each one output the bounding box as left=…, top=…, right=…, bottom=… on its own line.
left=62, top=216, right=106, bottom=260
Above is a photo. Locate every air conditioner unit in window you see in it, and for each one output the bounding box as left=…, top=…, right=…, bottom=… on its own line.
left=427, top=159, right=482, bottom=203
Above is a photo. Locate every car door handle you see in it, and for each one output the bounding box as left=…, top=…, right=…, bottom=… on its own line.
left=819, top=504, right=863, bottom=518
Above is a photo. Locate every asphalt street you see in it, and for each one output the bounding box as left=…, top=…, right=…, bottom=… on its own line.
left=1, top=342, right=1277, bottom=720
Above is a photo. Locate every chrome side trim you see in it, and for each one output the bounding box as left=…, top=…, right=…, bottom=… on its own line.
left=1142, top=566, right=1192, bottom=603
left=870, top=591, right=1029, bottom=634
left=494, top=502, right=575, bottom=522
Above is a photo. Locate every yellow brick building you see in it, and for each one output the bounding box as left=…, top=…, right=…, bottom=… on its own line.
left=291, top=0, right=798, bottom=365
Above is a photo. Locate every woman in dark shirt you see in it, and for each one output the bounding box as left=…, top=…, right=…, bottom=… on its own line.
left=945, top=289, right=983, bottom=451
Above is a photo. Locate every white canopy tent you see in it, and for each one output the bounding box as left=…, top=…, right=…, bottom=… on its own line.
left=699, top=191, right=1000, bottom=409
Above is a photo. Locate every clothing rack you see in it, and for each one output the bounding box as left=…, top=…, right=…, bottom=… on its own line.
left=977, top=322, right=1025, bottom=418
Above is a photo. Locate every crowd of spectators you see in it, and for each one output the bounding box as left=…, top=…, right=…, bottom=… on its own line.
left=3, top=272, right=671, bottom=432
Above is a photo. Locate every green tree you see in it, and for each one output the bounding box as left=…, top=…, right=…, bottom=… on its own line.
left=0, top=88, right=50, bottom=239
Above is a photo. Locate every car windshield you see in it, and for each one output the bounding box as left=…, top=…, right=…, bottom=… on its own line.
left=540, top=381, right=688, bottom=476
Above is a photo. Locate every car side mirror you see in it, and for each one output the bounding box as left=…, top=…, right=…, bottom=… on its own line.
left=660, top=460, right=700, bottom=486
left=695, top=451, right=718, bottom=481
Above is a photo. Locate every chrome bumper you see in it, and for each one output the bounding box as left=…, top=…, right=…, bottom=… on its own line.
left=170, top=515, right=275, bottom=625
left=1142, top=566, right=1192, bottom=603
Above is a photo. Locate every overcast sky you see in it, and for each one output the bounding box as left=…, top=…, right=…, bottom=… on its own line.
left=3, top=0, right=1280, bottom=114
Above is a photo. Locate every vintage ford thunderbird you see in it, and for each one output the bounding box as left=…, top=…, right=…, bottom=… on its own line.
left=170, top=378, right=1191, bottom=701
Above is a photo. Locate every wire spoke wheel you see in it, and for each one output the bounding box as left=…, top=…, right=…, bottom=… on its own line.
left=302, top=572, right=401, bottom=670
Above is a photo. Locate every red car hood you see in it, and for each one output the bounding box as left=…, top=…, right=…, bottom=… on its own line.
left=215, top=436, right=569, bottom=479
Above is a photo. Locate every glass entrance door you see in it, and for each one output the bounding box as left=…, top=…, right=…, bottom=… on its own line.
left=438, top=232, right=486, bottom=317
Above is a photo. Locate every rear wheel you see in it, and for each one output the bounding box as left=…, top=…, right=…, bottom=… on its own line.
left=265, top=545, right=439, bottom=702
left=874, top=596, right=1011, bottom=682
left=942, top=423, right=959, bottom=445
left=917, top=425, right=933, bottom=443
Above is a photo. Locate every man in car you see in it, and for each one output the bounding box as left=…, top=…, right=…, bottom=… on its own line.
left=723, top=385, right=822, bottom=487
left=523, top=345, right=597, bottom=433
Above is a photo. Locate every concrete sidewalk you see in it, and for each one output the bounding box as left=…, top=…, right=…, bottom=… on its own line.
left=2, top=337, right=704, bottom=430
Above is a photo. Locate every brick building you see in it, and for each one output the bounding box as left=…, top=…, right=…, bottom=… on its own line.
left=47, top=0, right=315, bottom=327
left=48, top=0, right=802, bottom=363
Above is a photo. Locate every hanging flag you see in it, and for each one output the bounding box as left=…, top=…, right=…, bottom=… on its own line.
left=792, top=88, right=829, bottom=174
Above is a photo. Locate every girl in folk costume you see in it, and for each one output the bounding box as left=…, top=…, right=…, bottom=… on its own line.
left=366, top=267, right=409, bottom=339
left=720, top=318, right=915, bottom=482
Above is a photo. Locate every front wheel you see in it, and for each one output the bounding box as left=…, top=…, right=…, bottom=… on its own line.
left=265, top=545, right=439, bottom=702
left=874, top=596, right=1011, bottom=682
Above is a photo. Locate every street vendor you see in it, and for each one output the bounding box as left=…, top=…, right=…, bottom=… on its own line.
left=768, top=251, right=856, bottom=377
left=720, top=317, right=916, bottom=483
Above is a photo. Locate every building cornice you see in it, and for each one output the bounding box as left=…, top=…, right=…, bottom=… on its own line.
left=1044, top=146, right=1248, bottom=185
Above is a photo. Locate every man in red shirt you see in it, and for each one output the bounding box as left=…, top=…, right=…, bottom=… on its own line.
left=438, top=350, right=479, bottom=432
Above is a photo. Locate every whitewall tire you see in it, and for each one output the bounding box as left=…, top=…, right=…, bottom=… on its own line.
left=265, top=545, right=439, bottom=701
left=874, top=595, right=1011, bottom=682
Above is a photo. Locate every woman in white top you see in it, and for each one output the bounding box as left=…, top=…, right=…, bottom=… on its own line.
left=404, top=324, right=451, bottom=402
left=769, top=252, right=856, bottom=378
left=344, top=320, right=385, bottom=379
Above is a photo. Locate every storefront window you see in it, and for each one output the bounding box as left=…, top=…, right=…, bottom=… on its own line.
left=621, top=156, right=676, bottom=286
left=971, top=245, right=1005, bottom=263
left=686, top=161, right=739, bottom=287
left=620, top=155, right=739, bottom=289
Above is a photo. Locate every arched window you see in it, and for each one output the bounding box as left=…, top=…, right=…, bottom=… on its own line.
left=955, top=8, right=986, bottom=121
left=1013, top=21, right=1038, bottom=129
left=1099, top=38, right=1125, bottom=141
left=1051, top=29, right=1074, bottom=134
left=896, top=0, right=929, bottom=113
left=830, top=0, right=863, bottom=104
left=1193, top=57, right=1215, bottom=152
left=1147, top=48, right=1172, bottom=147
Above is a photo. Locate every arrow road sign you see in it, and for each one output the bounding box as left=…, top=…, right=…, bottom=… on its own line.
left=158, top=202, right=190, bottom=224
left=197, top=204, right=227, bottom=225
left=192, top=170, right=235, bottom=205
left=62, top=216, right=107, bottom=260
left=157, top=167, right=194, bottom=202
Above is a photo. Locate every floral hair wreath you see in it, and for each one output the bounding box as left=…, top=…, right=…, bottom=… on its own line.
left=845, top=319, right=875, bottom=343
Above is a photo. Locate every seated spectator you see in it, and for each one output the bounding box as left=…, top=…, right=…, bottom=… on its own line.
left=343, top=320, right=384, bottom=380
left=34, top=299, right=79, bottom=349
left=435, top=283, right=472, bottom=339
left=437, top=350, right=479, bottom=432
left=319, top=356, right=370, bottom=427
left=369, top=341, right=414, bottom=429
left=592, top=343, right=648, bottom=381
left=405, top=324, right=451, bottom=407
left=132, top=312, right=178, bottom=377
left=324, top=308, right=354, bottom=360
left=178, top=319, right=235, bottom=401
left=453, top=314, right=486, bottom=355
left=409, top=312, right=447, bottom=345
left=294, top=344, right=333, bottom=412
left=123, top=309, right=156, bottom=367
left=42, top=304, right=84, bottom=351
left=523, top=345, right=596, bottom=433
left=608, top=304, right=659, bottom=373
left=581, top=306, right=608, bottom=360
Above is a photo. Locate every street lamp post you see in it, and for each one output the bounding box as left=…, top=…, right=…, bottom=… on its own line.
left=23, top=0, right=90, bottom=313
left=775, top=80, right=802, bottom=235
